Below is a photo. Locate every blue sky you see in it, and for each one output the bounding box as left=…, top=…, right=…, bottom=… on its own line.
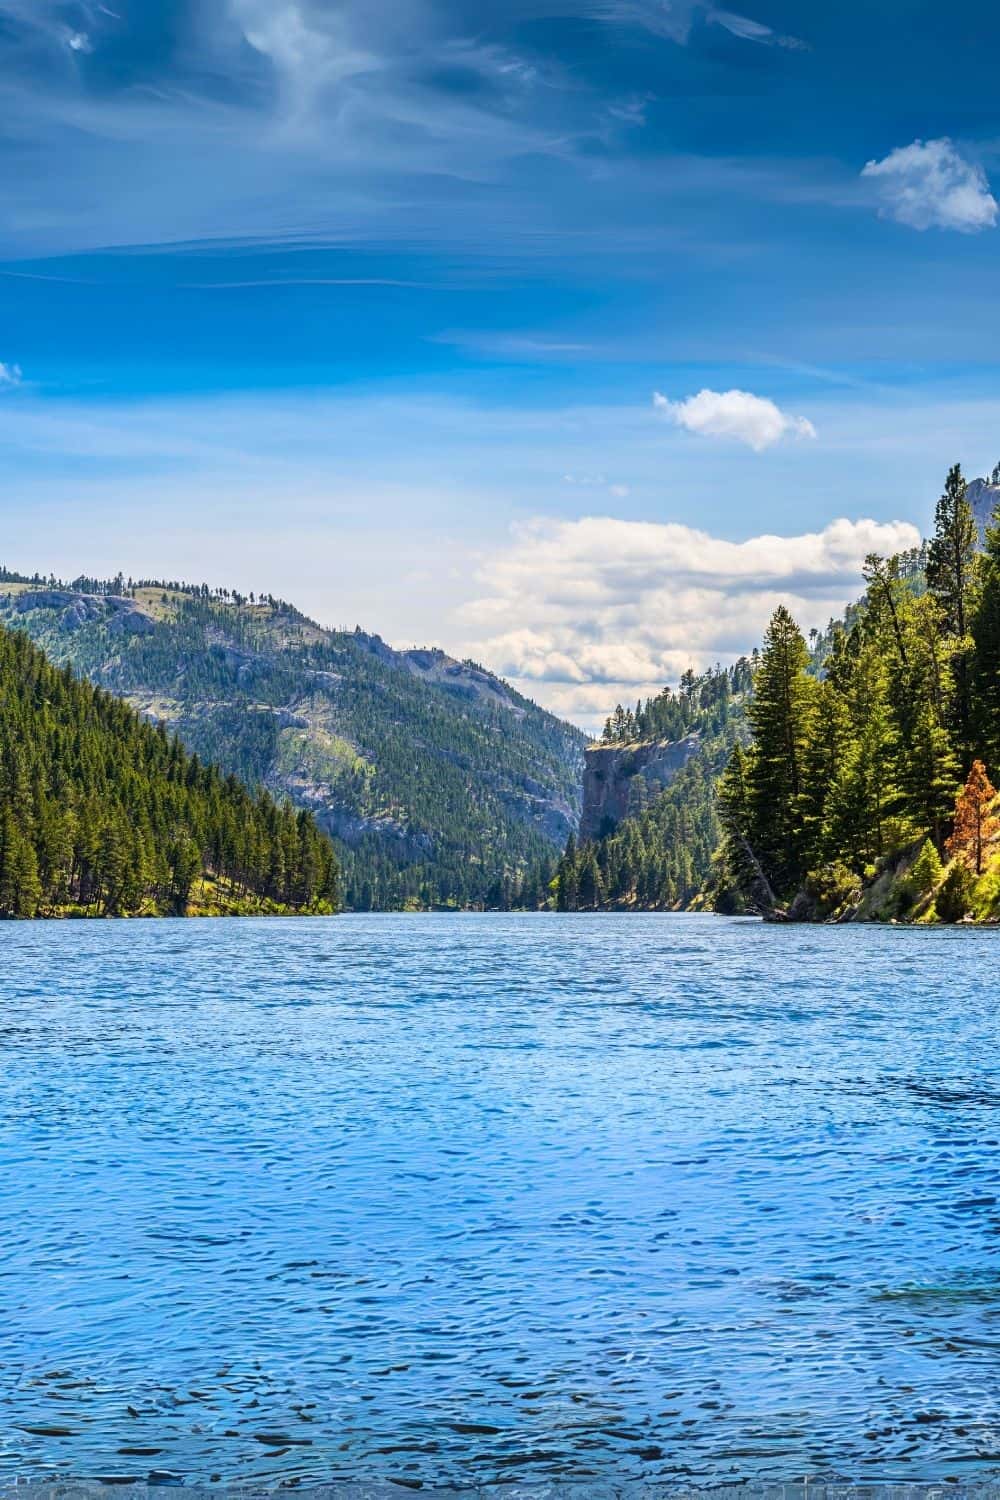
left=2, top=0, right=1000, bottom=724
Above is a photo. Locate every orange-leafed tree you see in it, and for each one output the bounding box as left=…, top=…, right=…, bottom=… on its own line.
left=946, top=760, right=1000, bottom=875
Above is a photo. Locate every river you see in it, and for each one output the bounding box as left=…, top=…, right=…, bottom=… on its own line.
left=2, top=913, right=998, bottom=1486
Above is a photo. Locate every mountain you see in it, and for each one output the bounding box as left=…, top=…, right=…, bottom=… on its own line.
left=0, top=572, right=586, bottom=910
left=0, top=619, right=339, bottom=918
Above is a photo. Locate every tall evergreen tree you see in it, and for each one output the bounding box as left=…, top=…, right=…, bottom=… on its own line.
left=926, top=463, right=978, bottom=760
left=744, top=605, right=817, bottom=894
left=971, top=502, right=1000, bottom=773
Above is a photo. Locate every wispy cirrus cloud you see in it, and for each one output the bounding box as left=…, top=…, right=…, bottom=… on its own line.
left=597, top=0, right=806, bottom=49
left=0, top=0, right=822, bottom=261
left=653, top=387, right=816, bottom=450
left=0, top=0, right=98, bottom=52
left=0, top=0, right=596, bottom=256
left=708, top=7, right=807, bottom=48
left=862, top=138, right=998, bottom=233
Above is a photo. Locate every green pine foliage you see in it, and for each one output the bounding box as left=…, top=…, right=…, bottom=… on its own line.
left=926, top=463, right=978, bottom=758
left=599, top=660, right=753, bottom=746
left=971, top=504, right=1000, bottom=770
left=0, top=622, right=339, bottom=918
left=720, top=463, right=1000, bottom=918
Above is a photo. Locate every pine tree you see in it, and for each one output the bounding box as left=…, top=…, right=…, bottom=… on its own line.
left=910, top=837, right=943, bottom=896
left=797, top=678, right=851, bottom=865
left=745, top=605, right=817, bottom=894
left=927, top=464, right=978, bottom=638
left=900, top=702, right=959, bottom=848
left=555, top=832, right=578, bottom=911
left=926, top=463, right=978, bottom=760
left=577, top=847, right=603, bottom=909
left=971, top=501, right=1000, bottom=772
left=946, top=760, right=999, bottom=875
left=0, top=809, right=41, bottom=917
left=862, top=552, right=909, bottom=669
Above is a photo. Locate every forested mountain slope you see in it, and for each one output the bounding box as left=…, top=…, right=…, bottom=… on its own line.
left=0, top=571, right=586, bottom=910
left=0, top=621, right=339, bottom=918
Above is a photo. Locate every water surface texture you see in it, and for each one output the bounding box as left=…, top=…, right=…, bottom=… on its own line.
left=2, top=914, right=999, bottom=1487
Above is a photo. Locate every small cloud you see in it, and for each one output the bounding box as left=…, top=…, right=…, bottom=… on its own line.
left=563, top=472, right=607, bottom=487
left=861, top=138, right=997, bottom=233
left=66, top=30, right=92, bottom=52
left=0, top=361, right=23, bottom=387
left=707, top=7, right=807, bottom=48
left=653, top=387, right=816, bottom=451
left=607, top=93, right=653, bottom=127
left=564, top=474, right=630, bottom=498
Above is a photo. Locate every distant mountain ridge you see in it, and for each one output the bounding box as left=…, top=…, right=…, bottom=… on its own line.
left=0, top=571, right=586, bottom=910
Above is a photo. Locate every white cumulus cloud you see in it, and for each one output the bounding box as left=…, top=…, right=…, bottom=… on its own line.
left=861, top=138, right=997, bottom=233
left=653, top=387, right=816, bottom=451
left=462, top=513, right=920, bottom=728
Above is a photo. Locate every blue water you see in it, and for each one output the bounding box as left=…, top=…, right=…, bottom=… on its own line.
left=2, top=913, right=999, bottom=1488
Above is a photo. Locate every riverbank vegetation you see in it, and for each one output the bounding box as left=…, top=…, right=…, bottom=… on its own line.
left=718, top=465, right=1000, bottom=922
left=555, top=465, right=1000, bottom=924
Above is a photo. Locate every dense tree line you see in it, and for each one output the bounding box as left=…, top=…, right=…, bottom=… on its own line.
left=0, top=624, right=339, bottom=918
left=719, top=464, right=1000, bottom=919
left=0, top=567, right=296, bottom=613
left=600, top=659, right=754, bottom=745
left=555, top=664, right=752, bottom=909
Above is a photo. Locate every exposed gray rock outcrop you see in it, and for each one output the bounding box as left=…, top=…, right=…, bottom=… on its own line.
left=967, top=476, right=1000, bottom=546
left=12, top=589, right=156, bottom=636
left=580, top=731, right=701, bottom=842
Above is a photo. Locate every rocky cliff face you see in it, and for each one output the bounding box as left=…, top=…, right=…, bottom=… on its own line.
left=968, top=477, right=1000, bottom=545
left=580, top=731, right=701, bottom=842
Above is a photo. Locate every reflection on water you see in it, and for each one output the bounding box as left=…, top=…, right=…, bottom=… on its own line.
left=1, top=913, right=999, bottom=1486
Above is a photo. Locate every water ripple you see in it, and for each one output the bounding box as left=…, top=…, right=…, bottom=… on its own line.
left=1, top=913, right=999, bottom=1486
